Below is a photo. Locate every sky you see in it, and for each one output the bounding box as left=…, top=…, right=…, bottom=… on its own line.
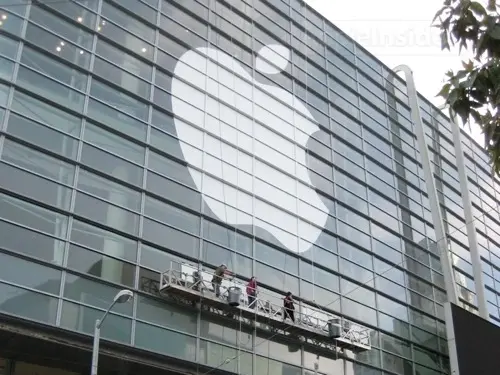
left=304, top=0, right=484, bottom=147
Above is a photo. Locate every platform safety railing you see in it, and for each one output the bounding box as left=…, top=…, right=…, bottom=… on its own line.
left=160, top=260, right=371, bottom=348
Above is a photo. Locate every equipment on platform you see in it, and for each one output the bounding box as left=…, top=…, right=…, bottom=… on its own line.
left=328, top=318, right=351, bottom=338
left=227, top=286, right=242, bottom=306
left=328, top=318, right=341, bottom=338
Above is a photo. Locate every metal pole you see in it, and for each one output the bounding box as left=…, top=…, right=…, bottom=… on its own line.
left=90, top=319, right=101, bottom=375
left=90, top=299, right=116, bottom=375
left=391, top=65, right=459, bottom=304
left=449, top=111, right=489, bottom=319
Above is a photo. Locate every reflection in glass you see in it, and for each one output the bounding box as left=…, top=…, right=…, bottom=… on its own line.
left=66, top=244, right=135, bottom=287
left=60, top=300, right=131, bottom=343
left=0, top=252, right=61, bottom=295
left=0, top=220, right=66, bottom=265
left=0, top=282, right=58, bottom=324
left=134, top=321, right=196, bottom=361
left=137, top=295, right=197, bottom=334
left=6, top=114, right=79, bottom=160
left=0, top=192, right=68, bottom=240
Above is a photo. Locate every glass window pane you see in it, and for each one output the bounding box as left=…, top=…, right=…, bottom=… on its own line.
left=142, top=218, right=199, bottom=259
left=0, top=55, right=14, bottom=81
left=63, top=272, right=132, bottom=315
left=80, top=143, right=143, bottom=187
left=93, top=56, right=150, bottom=99
left=77, top=169, right=141, bottom=211
left=73, top=192, right=140, bottom=235
left=45, top=0, right=97, bottom=28
left=0, top=252, right=62, bottom=295
left=0, top=163, right=72, bottom=210
left=97, top=21, right=153, bottom=59
left=83, top=122, right=145, bottom=165
left=86, top=98, right=147, bottom=142
left=134, top=321, right=196, bottom=360
left=11, top=90, right=82, bottom=136
left=90, top=79, right=148, bottom=121
left=24, top=23, right=91, bottom=69
left=342, top=297, right=377, bottom=326
left=0, top=282, right=58, bottom=324
left=5, top=113, right=79, bottom=160
left=28, top=7, right=94, bottom=49
left=0, top=83, right=8, bottom=107
left=16, top=66, right=85, bottom=113
left=201, top=240, right=231, bottom=268
left=60, top=300, right=132, bottom=343
left=67, top=244, right=136, bottom=287
left=139, top=244, right=186, bottom=273
left=199, top=340, right=237, bottom=373
left=0, top=33, right=19, bottom=59
left=95, top=39, right=152, bottom=81
left=0, top=220, right=65, bottom=265
left=116, top=0, right=157, bottom=22
left=101, top=1, right=155, bottom=42
left=148, top=151, right=195, bottom=187
left=1, top=139, right=75, bottom=184
left=70, top=219, right=137, bottom=262
left=136, top=296, right=197, bottom=334
left=146, top=171, right=201, bottom=212
left=0, top=192, right=68, bottom=238
left=20, top=46, right=88, bottom=91
left=162, top=1, right=208, bottom=36
left=144, top=195, right=200, bottom=235
left=0, top=9, right=23, bottom=36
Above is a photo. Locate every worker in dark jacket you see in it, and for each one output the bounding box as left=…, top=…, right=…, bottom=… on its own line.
left=212, top=264, right=231, bottom=297
left=283, top=292, right=295, bottom=323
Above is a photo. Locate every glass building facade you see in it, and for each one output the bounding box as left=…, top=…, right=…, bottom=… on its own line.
left=0, top=0, right=499, bottom=375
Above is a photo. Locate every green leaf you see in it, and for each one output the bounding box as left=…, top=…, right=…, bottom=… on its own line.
left=440, top=31, right=450, bottom=50
left=448, top=87, right=460, bottom=105
left=462, top=59, right=475, bottom=71
left=488, top=25, right=500, bottom=39
left=471, top=108, right=482, bottom=123
left=464, top=71, right=479, bottom=87
left=437, top=83, right=452, bottom=98
left=433, top=5, right=449, bottom=23
left=455, top=69, right=468, bottom=80
left=470, top=1, right=486, bottom=16
left=453, top=101, right=470, bottom=123
left=476, top=33, right=489, bottom=59
left=435, top=0, right=500, bottom=175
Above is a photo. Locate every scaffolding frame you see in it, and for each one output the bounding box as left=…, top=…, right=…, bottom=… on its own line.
left=159, top=261, right=371, bottom=353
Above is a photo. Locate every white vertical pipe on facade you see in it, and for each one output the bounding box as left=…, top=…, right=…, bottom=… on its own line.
left=391, top=65, right=458, bottom=304
left=449, top=111, right=489, bottom=319
left=443, top=301, right=461, bottom=375
left=391, top=65, right=461, bottom=375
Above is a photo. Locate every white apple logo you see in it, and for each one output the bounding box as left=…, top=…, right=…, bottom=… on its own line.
left=171, top=44, right=329, bottom=254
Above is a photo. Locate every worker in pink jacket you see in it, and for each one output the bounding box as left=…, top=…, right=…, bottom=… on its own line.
left=246, top=276, right=257, bottom=309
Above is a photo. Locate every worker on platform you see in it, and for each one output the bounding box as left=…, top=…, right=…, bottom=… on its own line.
left=246, top=276, right=258, bottom=309
left=283, top=292, right=295, bottom=323
left=212, top=264, right=231, bottom=298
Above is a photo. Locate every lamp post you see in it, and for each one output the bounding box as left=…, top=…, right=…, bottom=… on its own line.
left=90, top=289, right=134, bottom=375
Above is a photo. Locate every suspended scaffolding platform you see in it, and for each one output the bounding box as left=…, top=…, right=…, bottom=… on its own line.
left=159, top=261, right=371, bottom=353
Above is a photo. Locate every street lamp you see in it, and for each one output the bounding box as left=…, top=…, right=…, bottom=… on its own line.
left=90, top=289, right=134, bottom=375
